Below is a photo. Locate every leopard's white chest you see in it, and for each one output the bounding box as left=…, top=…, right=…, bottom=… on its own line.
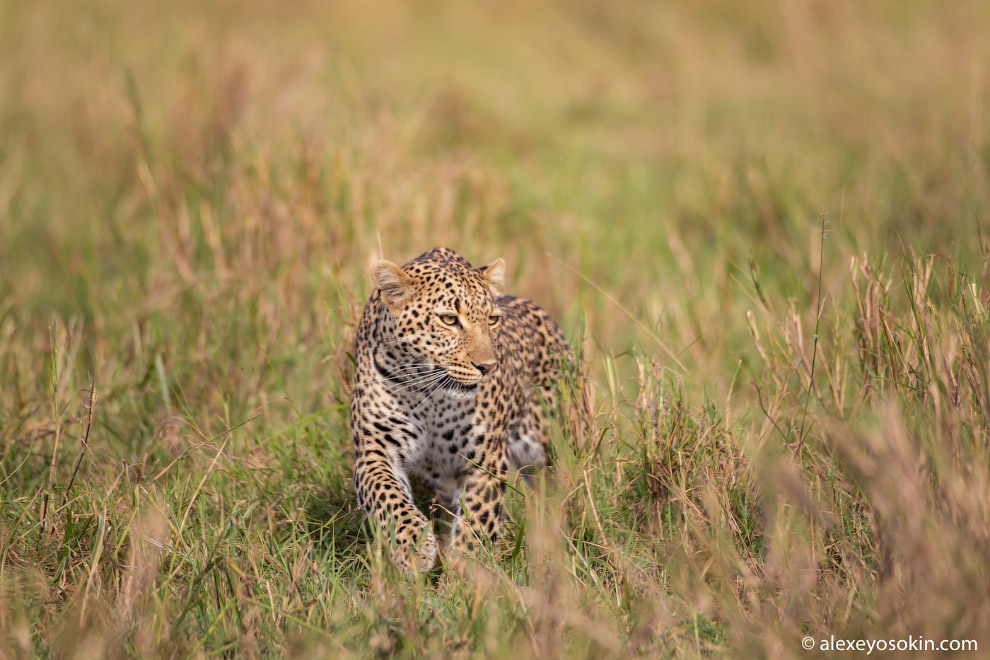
left=401, top=392, right=487, bottom=501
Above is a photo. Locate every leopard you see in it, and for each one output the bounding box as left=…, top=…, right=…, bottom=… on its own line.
left=350, top=247, right=567, bottom=573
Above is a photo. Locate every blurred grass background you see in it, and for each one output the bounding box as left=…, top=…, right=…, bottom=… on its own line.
left=2, top=0, right=990, bottom=657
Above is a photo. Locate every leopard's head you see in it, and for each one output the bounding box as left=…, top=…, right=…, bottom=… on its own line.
left=371, top=248, right=504, bottom=388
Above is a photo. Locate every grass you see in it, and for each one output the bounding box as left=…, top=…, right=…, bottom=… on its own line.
left=2, top=0, right=990, bottom=657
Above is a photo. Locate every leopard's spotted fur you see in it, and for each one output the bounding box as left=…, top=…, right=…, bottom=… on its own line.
left=350, top=247, right=566, bottom=572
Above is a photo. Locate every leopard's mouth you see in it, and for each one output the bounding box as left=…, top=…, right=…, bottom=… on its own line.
left=440, top=372, right=482, bottom=392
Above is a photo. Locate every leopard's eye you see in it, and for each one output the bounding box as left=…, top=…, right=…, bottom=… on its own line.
left=488, top=315, right=501, bottom=326
left=438, top=314, right=458, bottom=326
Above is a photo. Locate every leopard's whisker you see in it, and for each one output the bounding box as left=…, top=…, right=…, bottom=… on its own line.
left=358, top=369, right=445, bottom=389
left=440, top=379, right=455, bottom=397
left=411, top=379, right=441, bottom=400
left=385, top=371, right=447, bottom=396
left=390, top=378, right=445, bottom=396
left=370, top=367, right=437, bottom=380
left=382, top=371, right=444, bottom=389
left=420, top=374, right=451, bottom=404
left=410, top=375, right=448, bottom=413
left=365, top=362, right=437, bottom=377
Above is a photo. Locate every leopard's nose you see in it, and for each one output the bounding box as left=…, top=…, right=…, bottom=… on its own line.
left=474, top=360, right=497, bottom=375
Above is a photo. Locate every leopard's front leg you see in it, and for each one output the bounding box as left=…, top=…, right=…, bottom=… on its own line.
left=353, top=435, right=437, bottom=574
left=449, top=437, right=509, bottom=557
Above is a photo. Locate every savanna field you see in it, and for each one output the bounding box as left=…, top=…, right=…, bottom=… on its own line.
left=2, top=1, right=990, bottom=657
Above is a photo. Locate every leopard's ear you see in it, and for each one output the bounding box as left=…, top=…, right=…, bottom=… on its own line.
left=480, top=258, right=505, bottom=297
left=372, top=260, right=415, bottom=314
